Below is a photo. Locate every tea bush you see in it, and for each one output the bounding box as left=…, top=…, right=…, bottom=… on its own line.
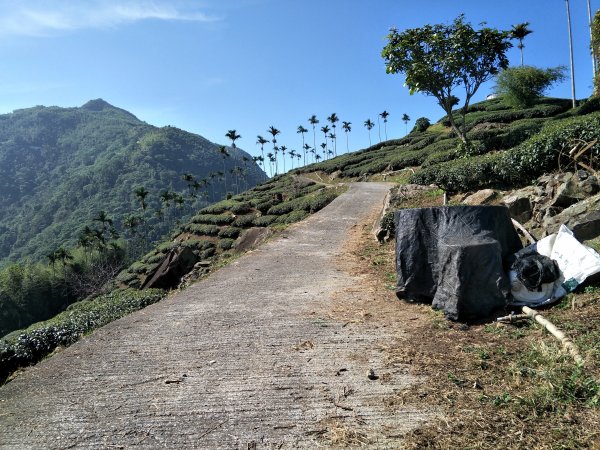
left=0, top=288, right=165, bottom=383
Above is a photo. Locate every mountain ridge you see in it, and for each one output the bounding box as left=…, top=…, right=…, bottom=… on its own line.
left=0, top=100, right=267, bottom=265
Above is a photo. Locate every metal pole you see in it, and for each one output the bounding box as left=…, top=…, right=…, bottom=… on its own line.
left=588, top=0, right=598, bottom=78
left=566, top=0, right=577, bottom=108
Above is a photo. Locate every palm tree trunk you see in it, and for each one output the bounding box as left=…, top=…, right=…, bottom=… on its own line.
left=565, top=0, right=577, bottom=108
left=377, top=117, right=381, bottom=142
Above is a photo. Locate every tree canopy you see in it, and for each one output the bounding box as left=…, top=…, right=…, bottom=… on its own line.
left=381, top=15, right=512, bottom=144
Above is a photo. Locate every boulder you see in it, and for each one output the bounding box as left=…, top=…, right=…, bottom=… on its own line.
left=141, top=246, right=198, bottom=290
left=543, top=194, right=600, bottom=240
left=502, top=187, right=537, bottom=223
left=463, top=189, right=499, bottom=205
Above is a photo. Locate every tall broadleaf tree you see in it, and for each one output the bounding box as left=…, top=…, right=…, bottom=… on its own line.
left=364, top=119, right=374, bottom=146
left=510, top=22, right=533, bottom=66
left=342, top=121, right=352, bottom=153
left=382, top=14, right=512, bottom=145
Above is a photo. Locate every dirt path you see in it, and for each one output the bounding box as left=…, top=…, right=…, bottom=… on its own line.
left=0, top=182, right=430, bottom=449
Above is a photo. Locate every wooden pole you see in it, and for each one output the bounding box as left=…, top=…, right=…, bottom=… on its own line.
left=522, top=306, right=584, bottom=365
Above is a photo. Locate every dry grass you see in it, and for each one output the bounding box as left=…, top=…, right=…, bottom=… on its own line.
left=350, top=190, right=600, bottom=449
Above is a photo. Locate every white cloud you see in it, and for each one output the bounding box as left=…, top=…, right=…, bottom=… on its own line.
left=0, top=0, right=220, bottom=37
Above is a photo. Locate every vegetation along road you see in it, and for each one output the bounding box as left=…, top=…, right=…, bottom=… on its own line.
left=0, top=182, right=431, bottom=449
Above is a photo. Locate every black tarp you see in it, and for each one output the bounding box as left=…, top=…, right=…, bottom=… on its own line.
left=394, top=206, right=523, bottom=321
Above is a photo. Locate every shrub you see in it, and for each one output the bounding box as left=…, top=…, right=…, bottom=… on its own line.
left=0, top=289, right=166, bottom=382
left=198, top=200, right=236, bottom=214
left=184, top=223, right=220, bottom=236
left=495, top=66, right=566, bottom=108
left=218, top=227, right=242, bottom=239
left=578, top=97, right=600, bottom=115
left=116, top=270, right=138, bottom=284
left=181, top=239, right=215, bottom=251
left=156, top=241, right=177, bottom=252
left=411, top=113, right=600, bottom=191
left=217, top=238, right=235, bottom=250
left=230, top=202, right=252, bottom=214
left=232, top=214, right=258, bottom=227
left=190, top=214, right=234, bottom=225
left=255, top=200, right=275, bottom=214
left=307, top=190, right=339, bottom=212
left=253, top=215, right=278, bottom=227
left=412, top=117, right=431, bottom=133
left=275, top=210, right=309, bottom=224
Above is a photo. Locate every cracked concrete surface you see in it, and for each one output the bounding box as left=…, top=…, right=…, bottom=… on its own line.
left=0, top=182, right=430, bottom=449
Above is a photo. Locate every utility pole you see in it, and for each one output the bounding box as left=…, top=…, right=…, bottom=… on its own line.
left=588, top=0, right=598, bottom=78
left=565, top=0, right=577, bottom=108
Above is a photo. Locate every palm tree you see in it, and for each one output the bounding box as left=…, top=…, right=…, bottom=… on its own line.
left=297, top=125, right=308, bottom=165
left=565, top=0, right=576, bottom=108
left=280, top=145, right=287, bottom=173
left=364, top=119, right=374, bottom=146
left=289, top=149, right=297, bottom=169
left=218, top=146, right=230, bottom=191
left=327, top=113, right=339, bottom=156
left=402, top=113, right=411, bottom=136
left=308, top=115, right=319, bottom=157
left=380, top=111, right=390, bottom=141
left=315, top=154, right=322, bottom=162
left=53, top=246, right=73, bottom=275
left=296, top=153, right=301, bottom=166
left=510, top=22, right=533, bottom=66
left=134, top=186, right=149, bottom=211
left=320, top=142, right=327, bottom=160
left=256, top=135, right=269, bottom=172
left=342, top=121, right=351, bottom=153
left=267, top=126, right=280, bottom=175
left=266, top=152, right=275, bottom=177
left=376, top=114, right=382, bottom=143
left=320, top=125, right=330, bottom=157
left=303, top=143, right=312, bottom=164
left=225, top=129, right=241, bottom=148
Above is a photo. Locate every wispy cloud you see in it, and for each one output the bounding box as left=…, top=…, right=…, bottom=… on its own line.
left=0, top=0, right=220, bottom=37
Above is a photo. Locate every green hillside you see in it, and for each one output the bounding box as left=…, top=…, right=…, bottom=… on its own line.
left=0, top=99, right=267, bottom=266
left=293, top=97, right=600, bottom=190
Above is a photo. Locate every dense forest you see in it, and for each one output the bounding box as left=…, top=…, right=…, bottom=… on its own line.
left=0, top=99, right=267, bottom=266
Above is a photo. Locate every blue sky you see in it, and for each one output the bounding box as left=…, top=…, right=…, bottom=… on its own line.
left=0, top=0, right=597, bottom=166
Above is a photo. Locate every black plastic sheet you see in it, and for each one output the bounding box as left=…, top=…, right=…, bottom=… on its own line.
left=395, top=206, right=523, bottom=321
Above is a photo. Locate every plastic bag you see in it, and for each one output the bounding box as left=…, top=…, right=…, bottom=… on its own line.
left=509, top=225, right=600, bottom=306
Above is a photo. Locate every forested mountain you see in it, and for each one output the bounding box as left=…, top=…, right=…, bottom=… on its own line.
left=0, top=99, right=267, bottom=265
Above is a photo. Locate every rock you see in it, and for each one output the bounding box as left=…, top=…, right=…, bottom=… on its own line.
left=141, top=246, right=198, bottom=289
left=578, top=175, right=599, bottom=196
left=194, top=260, right=212, bottom=268
left=543, top=194, right=600, bottom=240
left=550, top=178, right=586, bottom=208
left=502, top=187, right=536, bottom=223
left=463, top=189, right=499, bottom=205
left=367, top=369, right=378, bottom=380
left=235, top=227, right=271, bottom=252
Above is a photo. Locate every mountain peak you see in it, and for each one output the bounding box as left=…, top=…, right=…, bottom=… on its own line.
left=81, top=98, right=114, bottom=111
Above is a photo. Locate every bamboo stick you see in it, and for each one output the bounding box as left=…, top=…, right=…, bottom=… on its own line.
left=511, top=218, right=537, bottom=245
left=522, top=306, right=584, bottom=365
